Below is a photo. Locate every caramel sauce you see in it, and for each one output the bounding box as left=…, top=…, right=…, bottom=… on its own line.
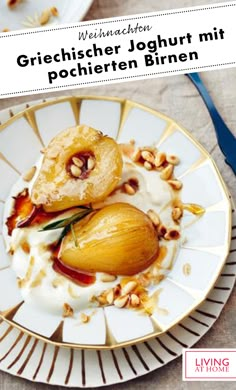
left=49, top=243, right=96, bottom=287
left=53, top=258, right=96, bottom=287
left=6, top=188, right=61, bottom=235
left=50, top=242, right=61, bottom=259
left=21, top=241, right=30, bottom=254
left=6, top=189, right=35, bottom=235
left=183, top=203, right=205, bottom=215
left=146, top=288, right=164, bottom=315
left=172, top=197, right=205, bottom=216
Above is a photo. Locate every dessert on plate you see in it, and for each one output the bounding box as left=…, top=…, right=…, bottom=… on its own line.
left=3, top=124, right=203, bottom=320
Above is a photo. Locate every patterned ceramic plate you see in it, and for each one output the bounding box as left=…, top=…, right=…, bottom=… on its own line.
left=0, top=96, right=234, bottom=387
left=0, top=0, right=93, bottom=31
left=0, top=96, right=232, bottom=353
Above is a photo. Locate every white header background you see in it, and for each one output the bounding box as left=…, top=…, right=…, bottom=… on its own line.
left=0, top=1, right=236, bottom=98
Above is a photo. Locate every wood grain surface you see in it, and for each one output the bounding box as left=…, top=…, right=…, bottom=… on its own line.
left=0, top=1, right=235, bottom=389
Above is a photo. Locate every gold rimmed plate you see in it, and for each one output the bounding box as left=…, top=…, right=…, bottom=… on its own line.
left=0, top=96, right=232, bottom=352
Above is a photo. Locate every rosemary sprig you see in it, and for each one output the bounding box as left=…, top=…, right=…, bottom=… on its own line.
left=40, top=207, right=92, bottom=231
left=70, top=223, right=78, bottom=247
left=40, top=207, right=93, bottom=245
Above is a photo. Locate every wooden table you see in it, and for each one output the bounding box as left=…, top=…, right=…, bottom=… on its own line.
left=0, top=1, right=235, bottom=389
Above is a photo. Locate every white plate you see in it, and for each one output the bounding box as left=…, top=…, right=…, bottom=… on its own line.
left=0, top=0, right=93, bottom=31
left=0, top=96, right=232, bottom=352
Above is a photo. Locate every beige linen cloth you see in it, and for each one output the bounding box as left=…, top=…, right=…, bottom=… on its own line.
left=0, top=1, right=235, bottom=389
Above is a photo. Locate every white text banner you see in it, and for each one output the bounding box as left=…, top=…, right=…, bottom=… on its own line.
left=0, top=1, right=236, bottom=98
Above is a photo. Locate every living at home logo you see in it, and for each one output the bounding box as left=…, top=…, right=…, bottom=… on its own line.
left=183, top=349, right=236, bottom=381
left=194, top=356, right=229, bottom=373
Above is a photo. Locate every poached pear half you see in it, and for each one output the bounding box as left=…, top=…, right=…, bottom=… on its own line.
left=60, top=203, right=159, bottom=276
left=31, top=125, right=123, bottom=212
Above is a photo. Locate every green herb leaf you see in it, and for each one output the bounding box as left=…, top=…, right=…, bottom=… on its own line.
left=57, top=224, right=71, bottom=243
left=41, top=208, right=93, bottom=232
left=39, top=207, right=93, bottom=245
left=70, top=223, right=78, bottom=247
